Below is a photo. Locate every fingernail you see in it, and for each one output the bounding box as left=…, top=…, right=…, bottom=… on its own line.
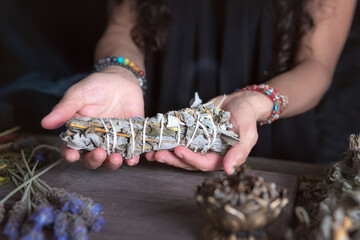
left=175, top=151, right=183, bottom=159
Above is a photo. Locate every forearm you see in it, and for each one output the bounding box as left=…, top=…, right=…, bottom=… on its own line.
left=232, top=58, right=332, bottom=124
left=253, top=0, right=356, bottom=120
left=267, top=59, right=332, bottom=118
left=95, top=0, right=145, bottom=70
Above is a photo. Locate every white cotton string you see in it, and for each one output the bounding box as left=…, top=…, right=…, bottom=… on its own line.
left=198, top=121, right=211, bottom=151
left=129, top=118, right=135, bottom=156
left=108, top=118, right=117, bottom=154
left=206, top=114, right=217, bottom=149
left=176, top=122, right=181, bottom=147
left=100, top=118, right=110, bottom=155
left=158, top=115, right=164, bottom=150
left=186, top=113, right=200, bottom=148
left=142, top=117, right=149, bottom=153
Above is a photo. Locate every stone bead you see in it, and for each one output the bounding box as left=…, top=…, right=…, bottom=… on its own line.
left=117, top=57, right=124, bottom=63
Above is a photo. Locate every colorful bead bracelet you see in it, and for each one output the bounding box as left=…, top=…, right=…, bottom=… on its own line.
left=94, top=57, right=147, bottom=90
left=237, top=84, right=288, bottom=125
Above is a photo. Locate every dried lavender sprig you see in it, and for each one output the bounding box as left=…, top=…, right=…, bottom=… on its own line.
left=31, top=205, right=55, bottom=227
left=69, top=214, right=88, bottom=240
left=27, top=144, right=60, bottom=164
left=53, top=210, right=90, bottom=240
left=9, top=160, right=49, bottom=197
left=20, top=224, right=45, bottom=240
left=9, top=174, right=25, bottom=195
left=3, top=201, right=28, bottom=240
left=20, top=151, right=48, bottom=194
left=54, top=210, right=69, bottom=240
left=46, top=188, right=105, bottom=232
left=1, top=159, right=62, bottom=204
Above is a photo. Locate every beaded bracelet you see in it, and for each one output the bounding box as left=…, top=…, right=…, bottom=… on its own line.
left=94, top=56, right=147, bottom=90
left=236, top=84, right=289, bottom=125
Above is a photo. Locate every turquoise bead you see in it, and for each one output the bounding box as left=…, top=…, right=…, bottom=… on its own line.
left=264, top=90, right=271, bottom=96
left=117, top=57, right=124, bottom=63
left=273, top=103, right=279, bottom=112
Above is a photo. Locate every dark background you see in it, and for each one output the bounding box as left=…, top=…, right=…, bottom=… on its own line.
left=0, top=0, right=359, bottom=165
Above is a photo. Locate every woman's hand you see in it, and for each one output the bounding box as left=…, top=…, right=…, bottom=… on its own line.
left=41, top=66, right=144, bottom=169
left=145, top=91, right=272, bottom=174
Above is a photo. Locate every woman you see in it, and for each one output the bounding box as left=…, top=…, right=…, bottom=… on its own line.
left=41, top=0, right=357, bottom=174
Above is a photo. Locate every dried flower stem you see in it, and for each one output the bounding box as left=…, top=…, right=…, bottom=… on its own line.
left=1, top=159, right=62, bottom=204
left=0, top=126, right=21, bottom=137
left=20, top=151, right=48, bottom=194
left=27, top=144, right=60, bottom=164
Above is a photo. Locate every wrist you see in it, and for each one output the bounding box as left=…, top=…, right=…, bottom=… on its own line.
left=94, top=56, right=147, bottom=91
left=100, top=66, right=139, bottom=83
left=233, top=91, right=273, bottom=121
left=235, top=84, right=289, bottom=125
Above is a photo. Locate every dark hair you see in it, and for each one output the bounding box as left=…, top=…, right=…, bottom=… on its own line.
left=114, top=0, right=314, bottom=76
left=269, top=0, right=314, bottom=77
left=114, top=0, right=172, bottom=54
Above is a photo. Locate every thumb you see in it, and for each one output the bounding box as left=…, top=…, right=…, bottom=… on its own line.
left=222, top=142, right=248, bottom=175
left=41, top=95, right=83, bottom=129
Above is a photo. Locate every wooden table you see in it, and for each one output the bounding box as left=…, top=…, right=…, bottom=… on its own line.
left=0, top=154, right=327, bottom=240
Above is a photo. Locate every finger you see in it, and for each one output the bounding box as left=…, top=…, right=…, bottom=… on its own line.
left=173, top=146, right=223, bottom=171
left=223, top=122, right=258, bottom=175
left=60, top=144, right=80, bottom=163
left=222, top=142, right=249, bottom=175
left=82, top=148, right=107, bottom=169
left=145, top=151, right=156, bottom=161
left=153, top=151, right=197, bottom=170
left=102, top=153, right=123, bottom=170
left=125, top=155, right=140, bottom=166
left=41, top=94, right=83, bottom=129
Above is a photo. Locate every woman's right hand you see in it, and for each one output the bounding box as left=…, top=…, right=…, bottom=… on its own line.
left=41, top=66, right=145, bottom=170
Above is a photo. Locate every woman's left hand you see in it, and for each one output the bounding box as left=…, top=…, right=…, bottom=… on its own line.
left=145, top=91, right=273, bottom=174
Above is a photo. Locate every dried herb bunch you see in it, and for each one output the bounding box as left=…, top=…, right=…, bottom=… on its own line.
left=61, top=93, right=239, bottom=159
left=0, top=140, right=105, bottom=240
left=287, top=134, right=360, bottom=240
left=195, top=166, right=289, bottom=239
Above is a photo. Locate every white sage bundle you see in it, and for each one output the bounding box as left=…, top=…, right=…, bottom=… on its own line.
left=60, top=93, right=239, bottom=159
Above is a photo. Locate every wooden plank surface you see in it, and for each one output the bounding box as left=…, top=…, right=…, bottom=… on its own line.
left=0, top=159, right=298, bottom=239
left=247, top=156, right=328, bottom=178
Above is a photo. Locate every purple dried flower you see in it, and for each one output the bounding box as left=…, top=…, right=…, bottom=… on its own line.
left=47, top=188, right=105, bottom=233
left=3, top=201, right=27, bottom=240
left=89, top=203, right=102, bottom=216
left=90, top=216, right=106, bottom=233
left=54, top=210, right=69, bottom=240
left=61, top=197, right=83, bottom=214
left=20, top=225, right=45, bottom=240
left=30, top=205, right=55, bottom=228
left=34, top=151, right=46, bottom=163
left=69, top=215, right=88, bottom=240
left=47, top=188, right=79, bottom=209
